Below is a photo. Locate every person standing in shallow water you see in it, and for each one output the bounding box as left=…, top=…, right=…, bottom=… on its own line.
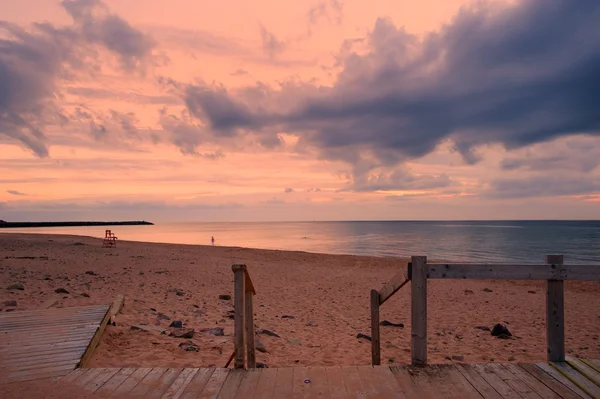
left=211, top=236, right=215, bottom=246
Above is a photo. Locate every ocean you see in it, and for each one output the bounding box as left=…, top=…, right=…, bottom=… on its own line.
left=2, top=220, right=599, bottom=264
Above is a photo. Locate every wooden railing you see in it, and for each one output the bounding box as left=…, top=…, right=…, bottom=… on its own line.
left=232, top=264, right=256, bottom=369
left=371, top=255, right=600, bottom=366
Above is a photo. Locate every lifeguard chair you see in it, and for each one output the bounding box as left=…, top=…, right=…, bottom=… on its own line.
left=102, top=230, right=118, bottom=248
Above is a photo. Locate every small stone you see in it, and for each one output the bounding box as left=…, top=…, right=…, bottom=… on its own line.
left=256, top=362, right=268, bottom=368
left=256, top=337, right=268, bottom=353
left=257, top=329, right=280, bottom=338
left=150, top=308, right=157, bottom=312
left=288, top=339, right=302, bottom=345
left=527, top=290, right=536, bottom=294
left=169, top=320, right=183, bottom=328
left=475, top=326, right=491, bottom=331
left=491, top=324, right=512, bottom=338
left=179, top=340, right=200, bottom=352
left=72, top=242, right=86, bottom=246
left=55, top=288, right=70, bottom=294
left=451, top=355, right=465, bottom=361
left=380, top=320, right=404, bottom=328
left=85, top=271, right=97, bottom=275
left=80, top=293, right=90, bottom=298
left=281, top=315, right=295, bottom=319
left=356, top=333, right=372, bottom=342
left=157, top=313, right=171, bottom=321
left=3, top=300, right=17, bottom=307
left=445, top=356, right=452, bottom=361
left=167, top=288, right=185, bottom=296
left=508, top=356, right=516, bottom=361
left=7, top=283, right=24, bottom=291
left=192, top=304, right=200, bottom=308
left=388, top=358, right=395, bottom=363
left=201, top=327, right=224, bottom=336
left=139, top=271, right=144, bottom=275
left=170, top=328, right=195, bottom=339
left=219, top=294, right=231, bottom=300
left=464, top=290, right=474, bottom=295
left=483, top=288, right=493, bottom=293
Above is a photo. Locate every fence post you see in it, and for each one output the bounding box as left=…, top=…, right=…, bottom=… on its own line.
left=245, top=288, right=256, bottom=368
left=370, top=290, right=381, bottom=365
left=411, top=256, right=428, bottom=366
left=233, top=264, right=246, bottom=369
left=546, top=255, right=565, bottom=362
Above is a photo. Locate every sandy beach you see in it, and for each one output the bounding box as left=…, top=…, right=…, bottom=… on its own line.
left=1, top=232, right=599, bottom=370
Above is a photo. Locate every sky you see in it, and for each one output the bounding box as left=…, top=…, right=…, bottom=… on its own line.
left=0, top=0, right=599, bottom=222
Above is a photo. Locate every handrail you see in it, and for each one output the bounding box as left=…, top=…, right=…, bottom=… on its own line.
left=372, top=255, right=600, bottom=366
left=232, top=264, right=257, bottom=369
left=371, top=268, right=410, bottom=365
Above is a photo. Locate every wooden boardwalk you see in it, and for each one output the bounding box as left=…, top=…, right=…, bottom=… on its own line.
left=53, top=360, right=600, bottom=398
left=0, top=304, right=111, bottom=384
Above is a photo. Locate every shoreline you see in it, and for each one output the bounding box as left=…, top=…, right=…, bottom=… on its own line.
left=1, top=232, right=598, bottom=368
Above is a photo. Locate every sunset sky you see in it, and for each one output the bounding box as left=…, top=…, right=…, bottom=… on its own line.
left=1, top=0, right=599, bottom=221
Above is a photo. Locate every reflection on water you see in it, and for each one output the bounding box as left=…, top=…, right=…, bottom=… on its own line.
left=2, top=220, right=599, bottom=264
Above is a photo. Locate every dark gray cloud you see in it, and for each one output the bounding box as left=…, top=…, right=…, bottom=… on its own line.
left=343, top=168, right=453, bottom=192
left=6, top=190, right=27, bottom=196
left=284, top=187, right=294, bottom=193
left=183, top=0, right=600, bottom=176
left=486, top=176, right=600, bottom=199
left=307, top=0, right=344, bottom=27
left=259, top=24, right=287, bottom=59
left=0, top=0, right=155, bottom=157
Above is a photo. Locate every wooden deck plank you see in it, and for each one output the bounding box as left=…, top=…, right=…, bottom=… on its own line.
left=160, top=368, right=198, bottom=399
left=195, top=368, right=229, bottom=399
left=502, top=364, right=562, bottom=399
left=363, top=366, right=405, bottom=399
left=444, top=366, right=485, bottom=399
left=549, top=362, right=600, bottom=398
left=581, top=359, right=600, bottom=374
left=423, top=365, right=469, bottom=399
left=390, top=366, right=422, bottom=399
left=272, top=367, right=295, bottom=398
left=292, top=366, right=311, bottom=398
left=95, top=367, right=138, bottom=395
left=407, top=366, right=447, bottom=399
left=325, top=366, right=348, bottom=399
left=216, top=369, right=245, bottom=399
left=129, top=367, right=168, bottom=397
left=301, top=366, right=331, bottom=399
left=84, top=368, right=121, bottom=393
left=456, top=364, right=503, bottom=399
left=341, top=366, right=367, bottom=398
left=111, top=367, right=153, bottom=396
left=251, top=367, right=278, bottom=399
left=471, top=364, right=521, bottom=399
left=566, top=357, right=600, bottom=388
left=532, top=363, right=592, bottom=399
left=233, top=369, right=261, bottom=399
left=486, top=364, right=543, bottom=399
left=145, top=368, right=185, bottom=399
left=519, top=363, right=588, bottom=399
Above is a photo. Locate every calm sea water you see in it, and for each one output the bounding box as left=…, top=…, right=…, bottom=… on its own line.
left=2, top=221, right=599, bottom=264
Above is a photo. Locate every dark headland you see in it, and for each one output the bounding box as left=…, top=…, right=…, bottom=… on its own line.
left=0, top=220, right=153, bottom=228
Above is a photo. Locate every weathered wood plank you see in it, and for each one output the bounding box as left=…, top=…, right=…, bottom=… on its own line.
left=411, top=256, right=427, bottom=366
left=217, top=369, right=245, bottom=399
left=233, top=266, right=246, bottom=369
left=194, top=368, right=228, bottom=399
left=546, top=255, right=565, bottom=363
left=129, top=367, right=168, bottom=397
left=389, top=366, right=422, bottom=399
left=111, top=367, right=153, bottom=396
left=304, top=366, right=331, bottom=398
left=325, top=366, right=348, bottom=399
left=363, top=366, right=405, bottom=398
left=95, top=367, right=138, bottom=395
left=550, top=362, right=600, bottom=398
left=471, top=364, right=521, bottom=399
left=232, top=369, right=261, bottom=399
left=423, top=365, right=467, bottom=398
left=245, top=291, right=256, bottom=369
left=378, top=272, right=409, bottom=305
left=84, top=368, right=121, bottom=393
left=272, top=367, right=294, bottom=398
left=146, top=368, right=185, bottom=399
left=486, top=364, right=543, bottom=399
left=581, top=359, right=600, bottom=374
left=79, top=297, right=122, bottom=368
left=370, top=290, right=381, bottom=366
left=160, top=368, right=198, bottom=399
left=566, top=357, right=600, bottom=388
left=291, top=366, right=310, bottom=398
left=519, top=363, right=588, bottom=399
left=444, top=366, right=484, bottom=399
left=533, top=363, right=592, bottom=399
left=251, top=367, right=278, bottom=399
left=341, top=366, right=366, bottom=398
left=107, top=294, right=125, bottom=323
left=455, top=365, right=503, bottom=399
left=426, top=263, right=600, bottom=280
left=407, top=365, right=446, bottom=399
left=502, top=364, right=561, bottom=399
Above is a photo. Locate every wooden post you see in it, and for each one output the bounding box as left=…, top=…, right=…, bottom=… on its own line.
left=546, top=255, right=565, bottom=362
left=411, top=256, right=428, bottom=366
left=233, top=264, right=246, bottom=369
left=245, top=289, right=256, bottom=368
left=370, top=290, right=381, bottom=365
